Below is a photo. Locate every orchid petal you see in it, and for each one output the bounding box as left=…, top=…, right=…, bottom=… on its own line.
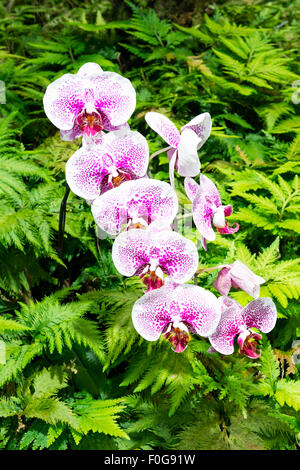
left=199, top=174, right=222, bottom=207
left=60, top=123, right=83, bottom=142
left=132, top=283, right=221, bottom=341
left=177, top=128, right=201, bottom=177
left=192, top=192, right=215, bottom=241
left=43, top=73, right=86, bottom=130
left=90, top=71, right=136, bottom=126
left=91, top=179, right=178, bottom=235
left=181, top=112, right=212, bottom=150
left=241, top=298, right=277, bottom=333
left=213, top=268, right=233, bottom=296
left=103, top=129, right=149, bottom=178
left=201, top=235, right=207, bottom=251
left=168, top=148, right=177, bottom=188
left=184, top=177, right=199, bottom=202
left=77, top=62, right=103, bottom=77
left=112, top=228, right=198, bottom=283
left=230, top=261, right=265, bottom=299
left=65, top=145, right=107, bottom=200
left=145, top=112, right=181, bottom=148
left=217, top=295, right=243, bottom=314
left=213, top=206, right=226, bottom=228
left=209, top=306, right=244, bottom=355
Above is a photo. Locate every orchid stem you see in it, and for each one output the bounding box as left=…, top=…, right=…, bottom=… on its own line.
left=150, top=146, right=172, bottom=160
left=58, top=182, right=70, bottom=261
left=196, top=264, right=226, bottom=275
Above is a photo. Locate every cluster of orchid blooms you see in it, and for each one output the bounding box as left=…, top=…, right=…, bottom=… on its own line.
left=43, top=62, right=277, bottom=359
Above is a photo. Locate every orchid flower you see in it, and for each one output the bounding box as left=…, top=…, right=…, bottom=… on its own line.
left=213, top=260, right=265, bottom=299
left=184, top=174, right=239, bottom=250
left=112, top=225, right=198, bottom=290
left=145, top=112, right=211, bottom=186
left=208, top=296, right=277, bottom=358
left=91, top=178, right=178, bottom=236
left=65, top=128, right=149, bottom=200
left=43, top=62, right=136, bottom=141
left=132, top=280, right=221, bottom=353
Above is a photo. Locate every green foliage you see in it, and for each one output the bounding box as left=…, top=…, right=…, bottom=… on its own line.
left=0, top=0, right=299, bottom=451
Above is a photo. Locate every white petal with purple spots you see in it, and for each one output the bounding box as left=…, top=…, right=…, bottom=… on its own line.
left=192, top=191, right=215, bottom=241
left=241, top=298, right=277, bottom=333
left=181, top=112, right=212, bottom=150
left=43, top=74, right=86, bottom=130
left=184, top=177, right=199, bottom=202
left=199, top=174, right=222, bottom=207
left=145, top=112, right=181, bottom=148
left=90, top=71, right=136, bottom=127
left=209, top=306, right=244, bottom=355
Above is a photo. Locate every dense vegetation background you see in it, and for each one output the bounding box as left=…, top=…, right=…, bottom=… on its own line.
left=0, top=0, right=299, bottom=450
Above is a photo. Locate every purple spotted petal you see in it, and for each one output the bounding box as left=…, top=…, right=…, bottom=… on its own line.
left=102, top=129, right=149, bottom=178
left=101, top=116, right=130, bottom=132
left=65, top=145, right=107, bottom=200
left=60, top=122, right=84, bottom=141
left=217, top=295, right=243, bottom=314
left=132, top=283, right=221, bottom=341
left=90, top=72, right=136, bottom=126
left=184, top=177, right=200, bottom=202
left=181, top=112, right=212, bottom=150
left=91, top=179, right=178, bottom=235
left=209, top=306, right=244, bottom=355
left=199, top=174, right=222, bottom=208
left=112, top=228, right=198, bottom=283
left=177, top=128, right=201, bottom=177
left=43, top=73, right=86, bottom=130
left=192, top=191, right=215, bottom=241
left=241, top=298, right=277, bottom=333
left=213, top=267, right=232, bottom=296
left=145, top=112, right=181, bottom=148
left=230, top=261, right=265, bottom=299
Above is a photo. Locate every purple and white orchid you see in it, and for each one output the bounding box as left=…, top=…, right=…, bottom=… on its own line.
left=91, top=178, right=178, bottom=236
left=112, top=225, right=198, bottom=291
left=213, top=261, right=265, bottom=299
left=65, top=128, right=149, bottom=200
left=208, top=296, right=277, bottom=358
left=43, top=62, right=136, bottom=142
left=145, top=112, right=211, bottom=186
left=132, top=279, right=221, bottom=352
left=185, top=174, right=239, bottom=250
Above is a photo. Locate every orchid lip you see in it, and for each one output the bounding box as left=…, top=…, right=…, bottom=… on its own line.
left=163, top=321, right=191, bottom=353
left=139, top=263, right=165, bottom=292
left=107, top=169, right=132, bottom=189
left=76, top=109, right=104, bottom=136
left=237, top=328, right=263, bottom=359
